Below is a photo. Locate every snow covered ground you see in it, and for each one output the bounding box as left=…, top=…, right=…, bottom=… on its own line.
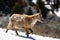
left=0, top=28, right=60, bottom=40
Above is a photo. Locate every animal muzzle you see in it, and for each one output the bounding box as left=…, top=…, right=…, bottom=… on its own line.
left=38, top=18, right=44, bottom=23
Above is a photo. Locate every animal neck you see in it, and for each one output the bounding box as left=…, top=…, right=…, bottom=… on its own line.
left=31, top=19, right=38, bottom=27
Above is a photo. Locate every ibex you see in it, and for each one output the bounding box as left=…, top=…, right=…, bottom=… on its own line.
left=6, top=13, right=42, bottom=37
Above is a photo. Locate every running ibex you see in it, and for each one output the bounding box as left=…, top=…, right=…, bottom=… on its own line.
left=6, top=13, right=42, bottom=37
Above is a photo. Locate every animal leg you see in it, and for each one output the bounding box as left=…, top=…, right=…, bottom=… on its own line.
left=6, top=20, right=12, bottom=32
left=25, top=28, right=29, bottom=38
left=29, top=28, right=33, bottom=34
left=6, top=26, right=11, bottom=32
left=6, top=28, right=9, bottom=32
left=15, top=29, right=19, bottom=35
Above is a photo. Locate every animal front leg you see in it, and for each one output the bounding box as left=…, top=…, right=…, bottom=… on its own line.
left=26, top=28, right=33, bottom=34
left=29, top=28, right=33, bottom=34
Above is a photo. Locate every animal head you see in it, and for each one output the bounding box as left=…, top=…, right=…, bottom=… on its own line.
left=34, top=13, right=42, bottom=22
left=26, top=13, right=42, bottom=22
left=33, top=13, right=42, bottom=22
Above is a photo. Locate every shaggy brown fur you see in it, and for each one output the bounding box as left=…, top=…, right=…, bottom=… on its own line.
left=6, top=13, right=42, bottom=37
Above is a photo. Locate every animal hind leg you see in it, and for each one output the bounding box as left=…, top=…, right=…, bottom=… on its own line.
left=25, top=28, right=29, bottom=38
left=15, top=29, right=19, bottom=35
left=6, top=21, right=12, bottom=32
left=6, top=25, right=13, bottom=32
left=6, top=26, right=11, bottom=32
left=6, top=28, right=9, bottom=32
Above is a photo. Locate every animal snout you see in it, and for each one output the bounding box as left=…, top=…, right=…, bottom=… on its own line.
left=38, top=18, right=44, bottom=23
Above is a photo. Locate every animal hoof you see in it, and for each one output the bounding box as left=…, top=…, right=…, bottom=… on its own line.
left=6, top=30, right=8, bottom=33
left=26, top=34, right=29, bottom=38
left=31, top=32, right=33, bottom=34
left=16, top=34, right=19, bottom=36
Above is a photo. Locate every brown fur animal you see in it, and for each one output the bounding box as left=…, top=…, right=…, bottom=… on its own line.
left=6, top=13, right=42, bottom=37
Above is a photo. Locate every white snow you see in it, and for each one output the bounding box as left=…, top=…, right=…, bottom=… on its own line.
left=54, top=8, right=60, bottom=17
left=45, top=5, right=52, bottom=9
left=0, top=28, right=60, bottom=40
left=32, top=0, right=37, bottom=4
